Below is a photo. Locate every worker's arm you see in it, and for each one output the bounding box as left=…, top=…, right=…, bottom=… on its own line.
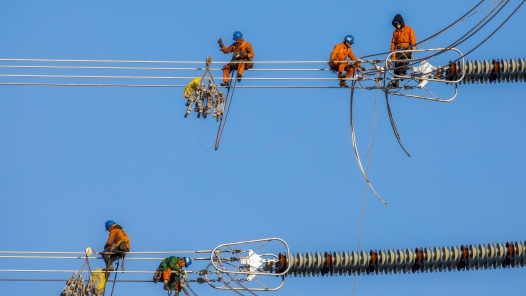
left=409, top=27, right=417, bottom=48
left=348, top=49, right=361, bottom=67
left=104, top=229, right=117, bottom=249
left=329, top=44, right=340, bottom=62
left=220, top=43, right=234, bottom=54
left=245, top=43, right=254, bottom=59
left=390, top=32, right=397, bottom=52
left=159, top=258, right=168, bottom=270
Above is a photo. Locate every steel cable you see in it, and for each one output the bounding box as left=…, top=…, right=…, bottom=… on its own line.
left=349, top=81, right=388, bottom=206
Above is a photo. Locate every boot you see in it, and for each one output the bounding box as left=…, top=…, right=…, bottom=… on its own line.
left=339, top=81, right=348, bottom=88
left=338, top=73, right=346, bottom=79
left=105, top=265, right=114, bottom=280
left=236, top=74, right=242, bottom=82
left=220, top=82, right=230, bottom=87
left=163, top=280, right=170, bottom=291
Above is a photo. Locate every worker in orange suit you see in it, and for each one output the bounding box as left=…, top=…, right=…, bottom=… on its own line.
left=389, top=14, right=417, bottom=87
left=102, top=220, right=130, bottom=275
left=329, top=35, right=364, bottom=88
left=218, top=31, right=254, bottom=87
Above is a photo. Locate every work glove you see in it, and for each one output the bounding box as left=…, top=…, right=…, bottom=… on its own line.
left=238, top=51, right=248, bottom=59
left=218, top=38, right=224, bottom=48
left=411, top=45, right=417, bottom=50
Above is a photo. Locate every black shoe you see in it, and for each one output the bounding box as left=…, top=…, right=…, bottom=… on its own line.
left=220, top=82, right=230, bottom=87
left=236, top=74, right=242, bottom=82
left=339, top=81, right=348, bottom=88
left=338, top=73, right=346, bottom=79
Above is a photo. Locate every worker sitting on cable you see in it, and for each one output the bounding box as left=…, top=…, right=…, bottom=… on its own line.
left=389, top=14, right=417, bottom=88
left=329, top=35, right=364, bottom=88
left=102, top=220, right=130, bottom=273
left=218, top=31, right=254, bottom=87
left=154, top=256, right=192, bottom=291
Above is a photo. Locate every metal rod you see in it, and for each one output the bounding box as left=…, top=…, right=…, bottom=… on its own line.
left=0, top=250, right=212, bottom=255
left=0, top=65, right=336, bottom=71
left=0, top=255, right=169, bottom=260
left=0, top=73, right=366, bottom=80
left=0, top=58, right=340, bottom=64
left=0, top=269, right=200, bottom=274
left=0, top=278, right=154, bottom=282
left=0, top=82, right=371, bottom=88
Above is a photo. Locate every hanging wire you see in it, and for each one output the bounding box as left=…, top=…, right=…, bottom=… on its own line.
left=349, top=80, right=388, bottom=206
left=352, top=86, right=379, bottom=296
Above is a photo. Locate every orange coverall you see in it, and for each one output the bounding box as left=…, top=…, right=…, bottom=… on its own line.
left=102, top=225, right=130, bottom=267
left=104, top=226, right=130, bottom=250
left=390, top=24, right=416, bottom=76
left=390, top=26, right=416, bottom=58
left=329, top=42, right=360, bottom=80
left=220, top=39, right=254, bottom=83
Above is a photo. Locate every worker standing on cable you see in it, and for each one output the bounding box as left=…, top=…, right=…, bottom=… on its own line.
left=389, top=14, right=417, bottom=87
left=329, top=35, right=364, bottom=88
left=218, top=31, right=254, bottom=87
left=154, top=256, right=192, bottom=291
left=102, top=220, right=130, bottom=274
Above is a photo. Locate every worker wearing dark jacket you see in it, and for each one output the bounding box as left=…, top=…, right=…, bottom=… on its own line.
left=218, top=31, right=254, bottom=86
left=101, top=220, right=130, bottom=271
left=154, top=256, right=193, bottom=291
left=390, top=14, right=417, bottom=87
left=329, top=35, right=364, bottom=87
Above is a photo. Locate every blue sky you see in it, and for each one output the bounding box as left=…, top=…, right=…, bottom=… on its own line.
left=1, top=0, right=525, bottom=295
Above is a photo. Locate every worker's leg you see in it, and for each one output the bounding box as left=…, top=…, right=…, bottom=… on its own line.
left=394, top=52, right=410, bottom=76
left=222, top=64, right=231, bottom=83
left=237, top=62, right=246, bottom=76
left=163, top=268, right=173, bottom=282
left=102, top=247, right=112, bottom=266
left=338, top=63, right=347, bottom=76
left=345, top=65, right=355, bottom=79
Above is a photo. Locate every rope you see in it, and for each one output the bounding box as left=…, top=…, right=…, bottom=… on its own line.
left=352, top=87, right=379, bottom=296
left=108, top=260, right=120, bottom=296
left=198, top=94, right=345, bottom=159
left=214, top=71, right=238, bottom=150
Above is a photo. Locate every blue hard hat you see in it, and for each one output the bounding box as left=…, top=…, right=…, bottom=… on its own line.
left=233, top=31, right=243, bottom=41
left=105, top=220, right=115, bottom=230
left=184, top=257, right=192, bottom=267
left=344, top=35, right=355, bottom=45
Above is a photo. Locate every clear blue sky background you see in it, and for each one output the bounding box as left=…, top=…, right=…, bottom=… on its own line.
left=1, top=1, right=525, bottom=295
